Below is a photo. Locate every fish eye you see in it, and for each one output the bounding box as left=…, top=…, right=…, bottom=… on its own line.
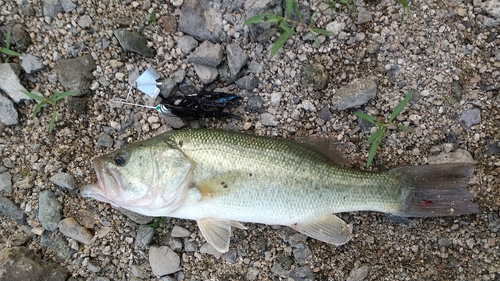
left=114, top=151, right=128, bottom=166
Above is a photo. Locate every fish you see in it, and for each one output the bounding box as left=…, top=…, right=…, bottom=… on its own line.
left=81, top=129, right=479, bottom=253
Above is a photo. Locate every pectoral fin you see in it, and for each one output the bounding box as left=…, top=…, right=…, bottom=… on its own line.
left=197, top=218, right=232, bottom=253
left=290, top=214, right=352, bottom=245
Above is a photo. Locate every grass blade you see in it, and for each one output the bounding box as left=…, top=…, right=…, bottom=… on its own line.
left=32, top=102, right=46, bottom=119
left=245, top=14, right=281, bottom=25
left=49, top=110, right=57, bottom=133
left=354, top=111, right=377, bottom=124
left=366, top=127, right=386, bottom=167
left=21, top=90, right=46, bottom=103
left=311, top=27, right=334, bottom=36
left=0, top=47, right=23, bottom=57
left=270, top=22, right=294, bottom=58
left=389, top=90, right=414, bottom=122
left=51, top=91, right=79, bottom=102
left=290, top=0, right=303, bottom=22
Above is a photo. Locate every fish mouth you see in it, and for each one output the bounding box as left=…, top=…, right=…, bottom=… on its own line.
left=80, top=159, right=120, bottom=206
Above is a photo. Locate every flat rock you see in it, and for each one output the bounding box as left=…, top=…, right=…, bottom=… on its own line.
left=318, top=106, right=333, bottom=121
left=332, top=78, right=377, bottom=110
left=0, top=172, right=12, bottom=193
left=188, top=41, right=224, bottom=67
left=357, top=7, right=373, bottom=24
left=483, top=0, right=500, bottom=19
left=245, top=95, right=264, bottom=113
left=459, top=108, right=481, bottom=129
left=149, top=246, right=181, bottom=276
left=0, top=195, right=26, bottom=225
left=56, top=55, right=96, bottom=95
left=301, top=63, right=329, bottom=91
left=58, top=217, right=94, bottom=245
left=178, top=0, right=225, bottom=42
left=0, top=63, right=29, bottom=103
left=113, top=29, right=155, bottom=57
left=346, top=265, right=370, bottom=281
left=8, top=23, right=31, bottom=53
left=49, top=172, right=76, bottom=190
left=326, top=21, right=346, bottom=37
left=171, top=225, right=191, bottom=237
left=193, top=63, right=218, bottom=84
left=236, top=74, right=259, bottom=90
left=261, top=113, right=278, bottom=126
left=427, top=148, right=475, bottom=164
left=135, top=226, right=154, bottom=248
left=60, top=0, right=76, bottom=12
left=0, top=95, right=18, bottom=126
left=0, top=246, right=68, bottom=281
left=21, top=55, right=45, bottom=74
left=38, top=190, right=62, bottom=231
left=288, top=266, right=315, bottom=281
left=43, top=0, right=63, bottom=18
left=227, top=44, right=248, bottom=75
left=177, top=35, right=198, bottom=54
left=96, top=133, right=113, bottom=148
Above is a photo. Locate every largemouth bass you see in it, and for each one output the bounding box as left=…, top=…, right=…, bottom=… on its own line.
left=81, top=129, right=479, bottom=252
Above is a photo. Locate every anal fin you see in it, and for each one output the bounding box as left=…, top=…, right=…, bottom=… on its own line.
left=197, top=218, right=232, bottom=253
left=290, top=214, right=352, bottom=245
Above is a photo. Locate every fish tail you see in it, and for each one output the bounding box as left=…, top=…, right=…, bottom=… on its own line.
left=390, top=163, right=479, bottom=217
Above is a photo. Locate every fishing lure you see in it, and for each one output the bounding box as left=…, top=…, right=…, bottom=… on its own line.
left=158, top=91, right=241, bottom=119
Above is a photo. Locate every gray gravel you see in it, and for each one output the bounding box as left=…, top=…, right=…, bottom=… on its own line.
left=0, top=0, right=499, bottom=280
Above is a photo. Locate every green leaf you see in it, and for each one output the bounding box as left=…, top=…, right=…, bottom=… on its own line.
left=311, top=27, right=334, bottom=36
left=366, top=127, right=383, bottom=145
left=285, top=0, right=294, bottom=18
left=354, top=111, right=377, bottom=124
left=396, top=124, right=408, bottom=131
left=49, top=110, right=57, bottom=133
left=389, top=90, right=414, bottom=122
left=245, top=14, right=281, bottom=25
left=0, top=47, right=23, bottom=57
left=312, top=33, right=320, bottom=48
left=50, top=91, right=79, bottom=102
left=366, top=127, right=386, bottom=167
left=5, top=32, right=11, bottom=49
left=21, top=90, right=46, bottom=103
left=32, top=102, right=46, bottom=119
left=269, top=22, right=294, bottom=59
left=287, top=0, right=303, bottom=22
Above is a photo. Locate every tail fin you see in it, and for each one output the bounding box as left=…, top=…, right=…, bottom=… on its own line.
left=390, top=163, right=479, bottom=217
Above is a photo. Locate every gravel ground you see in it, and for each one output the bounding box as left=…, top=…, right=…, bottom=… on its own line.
left=0, top=0, right=499, bottom=280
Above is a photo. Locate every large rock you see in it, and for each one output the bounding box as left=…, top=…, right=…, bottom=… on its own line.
left=0, top=63, right=29, bottom=103
left=114, top=29, right=155, bottom=57
left=56, top=55, right=96, bottom=95
left=332, top=78, right=377, bottom=110
left=149, top=246, right=181, bottom=276
left=188, top=41, right=224, bottom=67
left=38, top=190, right=62, bottom=231
left=0, top=95, right=18, bottom=125
left=0, top=246, right=68, bottom=281
left=0, top=195, right=26, bottom=225
left=178, top=0, right=225, bottom=42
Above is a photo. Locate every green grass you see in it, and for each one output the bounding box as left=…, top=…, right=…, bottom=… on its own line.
left=1, top=32, right=23, bottom=62
left=245, top=0, right=333, bottom=59
left=355, top=91, right=415, bottom=167
left=22, top=90, right=80, bottom=133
